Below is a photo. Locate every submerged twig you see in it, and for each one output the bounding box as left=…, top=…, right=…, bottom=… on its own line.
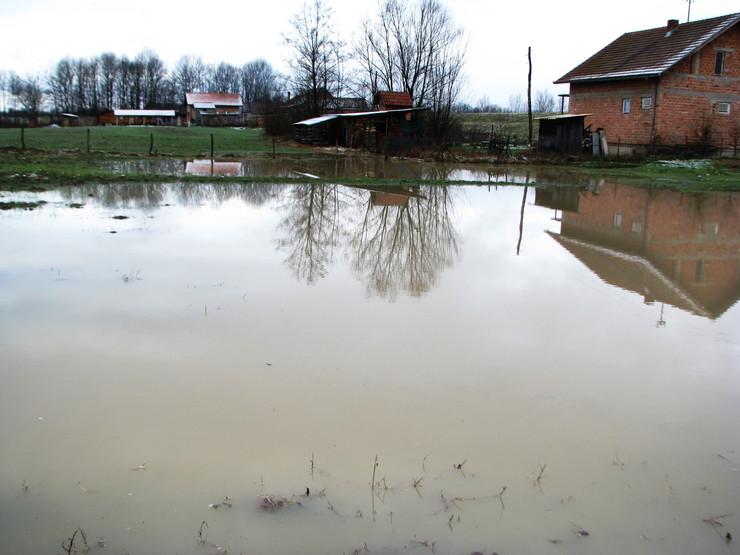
left=208, top=496, right=233, bottom=509
left=61, top=528, right=89, bottom=555
left=197, top=521, right=208, bottom=545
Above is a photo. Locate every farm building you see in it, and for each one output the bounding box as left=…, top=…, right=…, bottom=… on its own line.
left=555, top=13, right=740, bottom=155
left=185, top=93, right=243, bottom=126
left=99, top=109, right=178, bottom=126
left=537, top=113, right=591, bottom=156
left=292, top=107, right=427, bottom=152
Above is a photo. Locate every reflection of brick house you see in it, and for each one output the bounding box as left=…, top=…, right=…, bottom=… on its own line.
left=549, top=183, right=739, bottom=318
left=556, top=13, right=740, bottom=154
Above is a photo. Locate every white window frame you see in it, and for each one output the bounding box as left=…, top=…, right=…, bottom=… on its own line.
left=714, top=50, right=726, bottom=75
left=716, top=102, right=731, bottom=115
left=641, top=97, right=653, bottom=109
left=622, top=98, right=632, bottom=114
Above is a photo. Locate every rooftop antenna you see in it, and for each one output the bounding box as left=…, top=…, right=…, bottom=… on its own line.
left=686, top=0, right=694, bottom=23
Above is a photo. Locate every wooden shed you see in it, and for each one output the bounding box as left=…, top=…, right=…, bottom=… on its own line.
left=537, top=114, right=590, bottom=156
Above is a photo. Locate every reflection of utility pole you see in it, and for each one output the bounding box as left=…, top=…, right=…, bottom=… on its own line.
left=551, top=209, right=561, bottom=222
left=516, top=184, right=529, bottom=256
left=656, top=303, right=667, bottom=328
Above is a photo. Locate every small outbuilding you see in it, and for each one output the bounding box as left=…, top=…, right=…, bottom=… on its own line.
left=537, top=114, right=591, bottom=156
left=100, top=109, right=178, bottom=126
left=185, top=93, right=243, bottom=126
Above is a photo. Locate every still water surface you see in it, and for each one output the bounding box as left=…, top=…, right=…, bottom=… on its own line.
left=1, top=182, right=739, bottom=555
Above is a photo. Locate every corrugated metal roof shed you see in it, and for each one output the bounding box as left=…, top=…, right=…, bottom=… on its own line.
left=555, top=12, right=740, bottom=83
left=185, top=93, right=243, bottom=106
left=113, top=109, right=176, bottom=117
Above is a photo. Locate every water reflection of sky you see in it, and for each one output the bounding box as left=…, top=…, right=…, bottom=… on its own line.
left=1, top=183, right=738, bottom=555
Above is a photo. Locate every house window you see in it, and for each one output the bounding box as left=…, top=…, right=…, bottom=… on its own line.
left=641, top=97, right=653, bottom=109
left=714, top=51, right=726, bottom=75
left=613, top=212, right=623, bottom=228
left=622, top=98, right=632, bottom=114
left=631, top=220, right=643, bottom=233
left=716, top=102, right=731, bottom=115
left=694, top=259, right=705, bottom=283
left=703, top=222, right=719, bottom=235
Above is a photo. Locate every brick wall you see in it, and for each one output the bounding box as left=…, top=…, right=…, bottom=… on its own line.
left=568, top=24, right=740, bottom=150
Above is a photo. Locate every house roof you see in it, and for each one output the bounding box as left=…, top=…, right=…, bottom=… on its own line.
left=555, top=12, right=740, bottom=84
left=375, top=91, right=413, bottom=108
left=185, top=93, right=243, bottom=107
left=113, top=109, right=176, bottom=117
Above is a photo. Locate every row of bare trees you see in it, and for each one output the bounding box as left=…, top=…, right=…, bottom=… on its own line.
left=0, top=52, right=284, bottom=115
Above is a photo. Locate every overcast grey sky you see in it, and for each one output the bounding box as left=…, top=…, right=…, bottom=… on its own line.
left=0, top=0, right=737, bottom=105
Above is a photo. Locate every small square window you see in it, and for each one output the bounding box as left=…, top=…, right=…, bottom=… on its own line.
left=641, top=97, right=653, bottom=109
left=613, top=212, right=622, bottom=228
left=703, top=222, right=719, bottom=235
left=715, top=51, right=726, bottom=75
left=717, top=102, right=731, bottom=115
left=622, top=98, right=632, bottom=114
left=631, top=220, right=642, bottom=233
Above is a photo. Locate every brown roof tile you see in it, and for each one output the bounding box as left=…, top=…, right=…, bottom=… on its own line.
left=185, top=93, right=243, bottom=106
left=376, top=91, right=413, bottom=108
left=555, top=13, right=740, bottom=83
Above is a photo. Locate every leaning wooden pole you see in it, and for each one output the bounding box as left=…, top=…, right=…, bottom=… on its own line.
left=527, top=46, right=533, bottom=147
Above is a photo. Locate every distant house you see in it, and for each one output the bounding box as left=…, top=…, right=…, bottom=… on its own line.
left=555, top=13, right=740, bottom=154
left=185, top=93, right=243, bottom=126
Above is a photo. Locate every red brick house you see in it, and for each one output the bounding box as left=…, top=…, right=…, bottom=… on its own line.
left=556, top=13, right=740, bottom=154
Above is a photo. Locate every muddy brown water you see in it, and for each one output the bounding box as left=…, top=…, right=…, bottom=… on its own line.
left=0, top=181, right=738, bottom=555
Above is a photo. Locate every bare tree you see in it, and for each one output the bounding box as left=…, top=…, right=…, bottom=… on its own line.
left=241, top=59, right=282, bottom=111
left=508, top=93, right=525, bottom=113
left=534, top=89, right=556, bottom=113
left=354, top=0, right=465, bottom=142
left=209, top=62, right=241, bottom=94
left=172, top=56, right=209, bottom=103
left=10, top=74, right=44, bottom=115
left=284, top=0, right=344, bottom=117
left=142, top=51, right=167, bottom=107
left=99, top=53, right=118, bottom=111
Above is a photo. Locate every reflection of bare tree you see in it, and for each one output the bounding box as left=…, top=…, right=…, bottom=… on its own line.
left=277, top=184, right=354, bottom=284
left=350, top=186, right=459, bottom=298
left=60, top=183, right=281, bottom=208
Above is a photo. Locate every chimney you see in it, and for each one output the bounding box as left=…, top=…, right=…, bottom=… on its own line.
left=667, top=19, right=679, bottom=31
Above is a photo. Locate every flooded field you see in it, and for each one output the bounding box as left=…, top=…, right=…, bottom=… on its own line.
left=1, top=181, right=739, bottom=555
left=100, top=155, right=596, bottom=185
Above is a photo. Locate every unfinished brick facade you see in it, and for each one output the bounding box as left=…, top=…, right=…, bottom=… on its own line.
left=561, top=15, right=740, bottom=153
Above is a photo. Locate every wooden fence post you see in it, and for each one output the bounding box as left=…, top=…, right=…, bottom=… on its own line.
left=149, top=133, right=154, bottom=156
left=86, top=128, right=90, bottom=154
left=20, top=126, right=25, bottom=150
left=272, top=138, right=276, bottom=159
left=527, top=46, right=533, bottom=147
left=210, top=133, right=214, bottom=159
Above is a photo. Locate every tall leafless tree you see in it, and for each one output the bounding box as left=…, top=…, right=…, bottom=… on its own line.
left=354, top=0, right=465, bottom=143
left=284, top=0, right=344, bottom=117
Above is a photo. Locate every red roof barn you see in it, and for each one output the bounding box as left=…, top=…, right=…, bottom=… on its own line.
left=556, top=13, right=740, bottom=154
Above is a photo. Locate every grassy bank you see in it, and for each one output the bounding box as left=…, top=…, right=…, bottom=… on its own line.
left=0, top=126, right=304, bottom=157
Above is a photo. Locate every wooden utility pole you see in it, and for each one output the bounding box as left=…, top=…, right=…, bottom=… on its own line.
left=527, top=47, right=533, bottom=147
left=687, top=0, right=693, bottom=22
left=86, top=128, right=90, bottom=154
left=210, top=133, right=214, bottom=159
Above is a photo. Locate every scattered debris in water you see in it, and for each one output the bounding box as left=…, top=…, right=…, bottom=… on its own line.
left=21, top=480, right=28, bottom=493
left=209, top=496, right=233, bottom=509
left=574, top=528, right=590, bottom=537
left=197, top=520, right=208, bottom=545
left=122, top=270, right=141, bottom=283
left=111, top=215, right=128, bottom=220
left=67, top=203, right=85, bottom=209
left=727, top=532, right=733, bottom=543
left=96, top=537, right=107, bottom=548
left=0, top=200, right=47, bottom=211
left=130, top=463, right=146, bottom=471
left=453, top=459, right=467, bottom=471
left=258, top=494, right=301, bottom=511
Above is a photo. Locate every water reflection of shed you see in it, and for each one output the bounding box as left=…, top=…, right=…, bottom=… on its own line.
left=537, top=114, right=590, bottom=156
left=185, top=160, right=243, bottom=176
left=534, top=187, right=581, bottom=212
